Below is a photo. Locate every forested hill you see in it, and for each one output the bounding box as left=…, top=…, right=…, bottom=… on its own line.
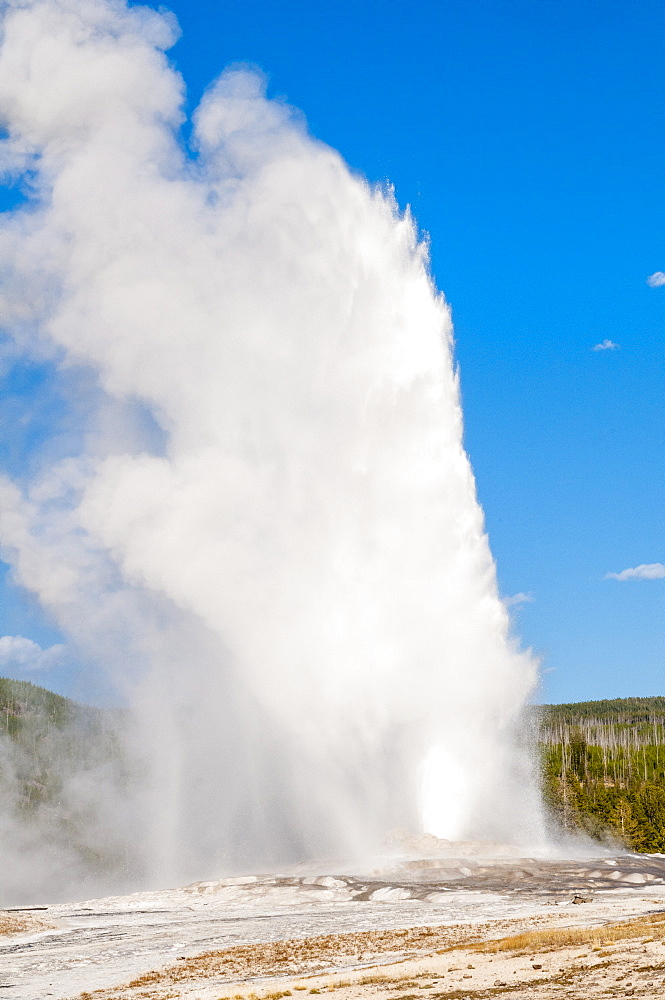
left=0, top=677, right=137, bottom=901
left=0, top=676, right=101, bottom=736
left=541, top=696, right=665, bottom=726
left=539, top=696, right=665, bottom=852
left=0, top=676, right=122, bottom=814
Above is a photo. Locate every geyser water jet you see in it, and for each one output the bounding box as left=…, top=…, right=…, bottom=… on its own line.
left=0, top=0, right=544, bottom=902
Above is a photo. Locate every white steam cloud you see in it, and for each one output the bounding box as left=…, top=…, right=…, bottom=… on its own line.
left=646, top=272, right=665, bottom=288
left=0, top=0, right=543, bottom=901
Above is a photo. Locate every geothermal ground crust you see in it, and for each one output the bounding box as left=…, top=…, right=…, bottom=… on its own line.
left=3, top=851, right=665, bottom=999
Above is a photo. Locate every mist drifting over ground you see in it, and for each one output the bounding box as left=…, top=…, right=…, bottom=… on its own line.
left=0, top=0, right=544, bottom=903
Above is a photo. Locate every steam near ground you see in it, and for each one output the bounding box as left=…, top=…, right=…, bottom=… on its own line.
left=0, top=0, right=543, bottom=904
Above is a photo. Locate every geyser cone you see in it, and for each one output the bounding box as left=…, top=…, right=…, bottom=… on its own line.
left=0, top=0, right=544, bottom=900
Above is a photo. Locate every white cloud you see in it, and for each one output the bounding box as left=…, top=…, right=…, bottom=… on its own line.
left=604, top=563, right=665, bottom=581
left=505, top=592, right=534, bottom=606
left=646, top=272, right=665, bottom=288
left=0, top=635, right=66, bottom=670
left=592, top=340, right=620, bottom=351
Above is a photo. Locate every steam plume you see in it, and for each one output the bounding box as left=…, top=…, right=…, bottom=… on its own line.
left=0, top=0, right=543, bottom=901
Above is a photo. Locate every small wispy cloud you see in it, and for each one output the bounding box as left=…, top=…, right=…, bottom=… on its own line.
left=646, top=272, right=665, bottom=288
left=0, top=635, right=66, bottom=670
left=604, top=563, right=665, bottom=581
left=592, top=340, right=620, bottom=351
left=505, top=592, right=534, bottom=607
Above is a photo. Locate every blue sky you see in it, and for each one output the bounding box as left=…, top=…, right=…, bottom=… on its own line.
left=0, top=0, right=662, bottom=704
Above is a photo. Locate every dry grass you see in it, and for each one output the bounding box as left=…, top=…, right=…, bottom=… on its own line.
left=70, top=908, right=665, bottom=1000
left=78, top=910, right=665, bottom=1000
left=126, top=923, right=485, bottom=986
left=467, top=910, right=665, bottom=955
left=79, top=923, right=502, bottom=998
left=0, top=909, right=52, bottom=936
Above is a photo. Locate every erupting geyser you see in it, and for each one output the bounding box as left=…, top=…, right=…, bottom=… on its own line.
left=0, top=0, right=544, bottom=901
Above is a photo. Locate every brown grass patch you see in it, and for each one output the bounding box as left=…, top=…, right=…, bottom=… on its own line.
left=467, top=911, right=665, bottom=955
left=0, top=909, right=52, bottom=936
left=79, top=922, right=506, bottom=999
left=82, top=909, right=665, bottom=1000
left=126, top=924, right=484, bottom=985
